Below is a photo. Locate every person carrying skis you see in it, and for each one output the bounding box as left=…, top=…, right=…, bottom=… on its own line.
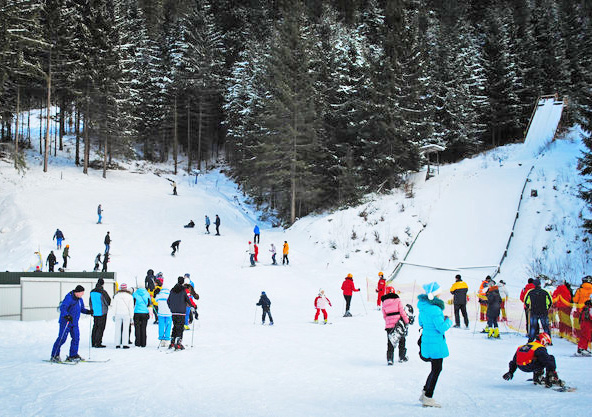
left=376, top=272, right=386, bottom=308
left=552, top=280, right=573, bottom=340
left=50, top=285, right=92, bottom=362
left=269, top=243, right=277, bottom=265
left=417, top=282, right=452, bottom=408
left=314, top=290, right=332, bottom=324
left=486, top=283, right=502, bottom=338
left=205, top=215, right=211, bottom=234
left=450, top=274, right=469, bottom=328
left=132, top=281, right=152, bottom=347
left=112, top=283, right=134, bottom=349
left=253, top=224, right=260, bottom=244
left=154, top=279, right=172, bottom=348
left=46, top=251, right=57, bottom=272
left=502, top=332, right=563, bottom=388
left=577, top=299, right=592, bottom=356
left=382, top=286, right=410, bottom=365
left=214, top=214, right=221, bottom=235
left=256, top=291, right=274, bottom=325
left=341, top=273, right=360, bottom=317
left=93, top=253, right=102, bottom=272
left=282, top=241, right=289, bottom=265
left=167, top=276, right=196, bottom=350
left=524, top=278, right=552, bottom=342
left=62, top=245, right=71, bottom=269
left=248, top=241, right=256, bottom=267
left=520, top=278, right=536, bottom=333
left=498, top=280, right=509, bottom=322
left=183, top=274, right=199, bottom=330
left=53, top=229, right=65, bottom=250
left=171, top=240, right=181, bottom=256
left=90, top=278, right=111, bottom=348
left=104, top=231, right=111, bottom=253
left=97, top=204, right=103, bottom=224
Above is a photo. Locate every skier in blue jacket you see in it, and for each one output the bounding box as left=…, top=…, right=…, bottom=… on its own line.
left=50, top=285, right=92, bottom=362
left=90, top=278, right=111, bottom=348
left=417, top=281, right=452, bottom=408
left=253, top=225, right=260, bottom=244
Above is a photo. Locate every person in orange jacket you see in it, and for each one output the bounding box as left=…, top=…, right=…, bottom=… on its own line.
left=477, top=276, right=492, bottom=323
left=341, top=273, right=360, bottom=317
left=376, top=272, right=387, bottom=308
left=573, top=276, right=592, bottom=344
left=552, top=281, right=573, bottom=340
left=282, top=241, right=289, bottom=265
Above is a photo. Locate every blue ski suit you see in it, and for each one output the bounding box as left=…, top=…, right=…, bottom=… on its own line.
left=51, top=291, right=91, bottom=358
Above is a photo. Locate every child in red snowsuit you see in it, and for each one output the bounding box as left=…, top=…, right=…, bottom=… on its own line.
left=376, top=272, right=386, bottom=308
left=314, top=290, right=332, bottom=323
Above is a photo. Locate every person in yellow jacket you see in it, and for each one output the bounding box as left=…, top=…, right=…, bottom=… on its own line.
left=282, top=241, right=289, bottom=265
left=478, top=276, right=492, bottom=323
left=450, top=274, right=469, bottom=328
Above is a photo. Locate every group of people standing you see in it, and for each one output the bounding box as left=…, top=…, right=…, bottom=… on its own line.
left=246, top=225, right=289, bottom=267
left=50, top=271, right=200, bottom=362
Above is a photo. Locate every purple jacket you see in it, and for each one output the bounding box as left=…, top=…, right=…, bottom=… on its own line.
left=381, top=293, right=409, bottom=329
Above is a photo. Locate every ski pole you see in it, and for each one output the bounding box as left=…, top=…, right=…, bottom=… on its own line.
left=358, top=291, right=367, bottom=315
left=191, top=316, right=195, bottom=348
left=88, top=315, right=92, bottom=359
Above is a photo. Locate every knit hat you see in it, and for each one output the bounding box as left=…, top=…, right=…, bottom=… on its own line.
left=97, top=278, right=104, bottom=286
left=74, top=285, right=85, bottom=293
left=533, top=278, right=541, bottom=287
left=455, top=274, right=462, bottom=280
left=423, top=282, right=441, bottom=300
left=485, top=275, right=492, bottom=281
left=120, top=283, right=128, bottom=291
left=177, top=277, right=184, bottom=285
left=261, top=291, right=266, bottom=295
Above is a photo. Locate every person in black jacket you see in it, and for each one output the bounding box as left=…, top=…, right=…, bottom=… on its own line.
left=46, top=251, right=57, bottom=272
left=524, top=278, right=553, bottom=342
left=486, top=285, right=502, bottom=338
left=256, top=291, right=274, bottom=325
left=167, top=277, right=196, bottom=350
left=90, top=278, right=111, bottom=348
left=171, top=240, right=181, bottom=256
left=145, top=269, right=156, bottom=292
left=104, top=232, right=111, bottom=253
left=449, top=274, right=469, bottom=328
left=214, top=215, right=221, bottom=235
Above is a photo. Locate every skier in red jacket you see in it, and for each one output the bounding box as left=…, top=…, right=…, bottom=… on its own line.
left=341, top=273, right=360, bottom=317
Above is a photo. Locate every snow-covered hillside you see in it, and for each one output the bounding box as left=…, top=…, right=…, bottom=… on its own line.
left=0, top=125, right=591, bottom=416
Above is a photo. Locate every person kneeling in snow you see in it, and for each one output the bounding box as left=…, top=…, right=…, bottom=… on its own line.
left=502, top=332, right=563, bottom=387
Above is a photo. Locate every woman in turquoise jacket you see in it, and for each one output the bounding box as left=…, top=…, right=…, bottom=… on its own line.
left=133, top=283, right=152, bottom=347
left=417, top=281, right=452, bottom=408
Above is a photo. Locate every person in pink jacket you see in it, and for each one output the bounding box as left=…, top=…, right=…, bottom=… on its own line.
left=382, top=286, right=410, bottom=365
left=341, top=273, right=360, bottom=317
left=314, top=290, right=332, bottom=324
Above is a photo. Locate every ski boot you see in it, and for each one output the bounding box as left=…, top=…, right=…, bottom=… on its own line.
left=184, top=324, right=190, bottom=330
left=323, top=319, right=328, bottom=325
left=493, top=328, right=500, bottom=338
left=399, top=356, right=408, bottom=363
left=168, top=340, right=175, bottom=349
left=313, top=320, right=318, bottom=324
left=577, top=348, right=591, bottom=356
left=545, top=371, right=564, bottom=388
left=66, top=354, right=84, bottom=363
left=387, top=360, right=393, bottom=366
left=487, top=328, right=494, bottom=338
left=422, top=396, right=441, bottom=408
left=175, top=338, right=185, bottom=351
left=269, top=322, right=274, bottom=326
left=533, top=369, right=545, bottom=385
left=452, top=324, right=460, bottom=328
left=50, top=355, right=61, bottom=363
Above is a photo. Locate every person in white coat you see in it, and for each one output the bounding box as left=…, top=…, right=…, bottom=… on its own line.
left=112, top=283, right=134, bottom=349
left=498, top=280, right=510, bottom=322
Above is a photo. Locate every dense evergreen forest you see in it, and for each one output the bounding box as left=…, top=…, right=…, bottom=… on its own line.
left=1, top=0, right=591, bottom=223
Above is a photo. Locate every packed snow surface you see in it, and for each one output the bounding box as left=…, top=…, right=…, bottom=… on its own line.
left=0, top=124, right=590, bottom=416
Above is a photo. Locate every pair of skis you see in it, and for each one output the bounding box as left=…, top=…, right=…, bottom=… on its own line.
left=43, top=358, right=110, bottom=365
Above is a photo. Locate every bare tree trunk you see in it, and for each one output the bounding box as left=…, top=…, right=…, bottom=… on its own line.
left=173, top=96, right=178, bottom=175
left=14, top=86, right=20, bottom=169
left=39, top=96, right=43, bottom=154
left=186, top=99, right=191, bottom=173
left=43, top=55, right=52, bottom=173
left=103, top=117, right=107, bottom=179
left=83, top=94, right=89, bottom=174
left=59, top=96, right=65, bottom=150
left=75, top=105, right=80, bottom=166
left=197, top=97, right=202, bottom=170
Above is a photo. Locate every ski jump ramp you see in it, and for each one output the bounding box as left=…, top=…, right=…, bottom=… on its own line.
left=391, top=95, right=565, bottom=288
left=523, top=95, right=566, bottom=151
